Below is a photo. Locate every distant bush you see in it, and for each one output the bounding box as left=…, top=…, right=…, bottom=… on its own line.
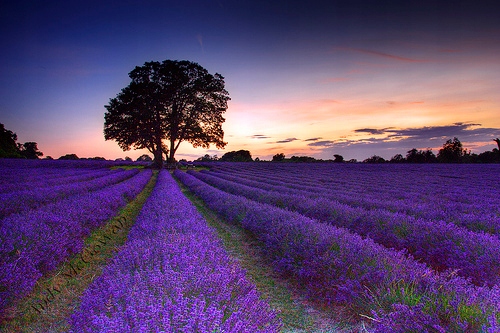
left=58, top=154, right=79, bottom=160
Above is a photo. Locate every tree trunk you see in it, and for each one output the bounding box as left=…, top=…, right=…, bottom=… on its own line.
left=168, top=138, right=176, bottom=164
left=153, top=148, right=163, bottom=169
left=152, top=134, right=164, bottom=169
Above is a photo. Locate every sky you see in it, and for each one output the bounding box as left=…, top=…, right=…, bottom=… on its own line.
left=1, top=0, right=499, bottom=161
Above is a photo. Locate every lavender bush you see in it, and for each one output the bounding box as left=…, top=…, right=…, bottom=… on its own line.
left=70, top=171, right=281, bottom=332
left=187, top=167, right=500, bottom=286
left=0, top=169, right=152, bottom=315
left=175, top=169, right=500, bottom=332
left=0, top=168, right=140, bottom=219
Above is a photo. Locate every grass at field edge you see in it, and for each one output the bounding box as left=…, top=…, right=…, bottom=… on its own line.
left=1, top=170, right=158, bottom=333
left=173, top=171, right=361, bottom=333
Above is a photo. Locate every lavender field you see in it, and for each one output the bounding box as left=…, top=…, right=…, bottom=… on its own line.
left=1, top=160, right=500, bottom=332
left=177, top=162, right=500, bottom=332
left=0, top=160, right=152, bottom=323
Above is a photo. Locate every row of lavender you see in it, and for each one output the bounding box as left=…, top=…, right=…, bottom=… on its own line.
left=209, top=163, right=499, bottom=231
left=0, top=159, right=143, bottom=195
left=70, top=171, right=281, bottom=332
left=0, top=168, right=142, bottom=219
left=189, top=164, right=500, bottom=286
left=0, top=161, right=152, bottom=317
left=175, top=170, right=500, bottom=332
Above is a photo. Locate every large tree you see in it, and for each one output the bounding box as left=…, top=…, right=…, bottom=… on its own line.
left=104, top=60, right=230, bottom=168
left=0, top=123, right=21, bottom=158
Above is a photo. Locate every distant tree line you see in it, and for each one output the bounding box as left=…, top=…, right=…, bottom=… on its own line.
left=365, top=137, right=500, bottom=164
left=0, top=123, right=43, bottom=159
left=196, top=150, right=253, bottom=162
left=197, top=137, right=500, bottom=164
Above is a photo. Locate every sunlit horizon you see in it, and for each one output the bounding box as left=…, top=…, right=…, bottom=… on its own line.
left=1, top=1, right=499, bottom=161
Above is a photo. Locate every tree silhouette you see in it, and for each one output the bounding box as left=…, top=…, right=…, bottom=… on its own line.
left=406, top=148, right=436, bottom=163
left=0, top=123, right=21, bottom=158
left=272, top=153, right=285, bottom=162
left=18, top=142, right=43, bottom=159
left=494, top=138, right=500, bottom=151
left=136, top=154, right=152, bottom=162
left=333, top=154, right=344, bottom=163
left=437, top=137, right=467, bottom=163
left=58, top=154, right=79, bottom=160
left=220, top=150, right=253, bottom=162
left=104, top=60, right=230, bottom=168
left=363, top=155, right=386, bottom=163
left=390, top=154, right=405, bottom=163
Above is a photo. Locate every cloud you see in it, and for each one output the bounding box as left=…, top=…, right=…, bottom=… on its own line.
left=251, top=134, right=270, bottom=139
left=276, top=137, right=299, bottom=143
left=354, top=128, right=393, bottom=135
left=310, top=122, right=500, bottom=161
left=196, top=34, right=204, bottom=53
left=353, top=123, right=493, bottom=142
left=337, top=47, right=428, bottom=63
left=304, top=137, right=323, bottom=141
left=384, top=122, right=485, bottom=140
left=307, top=140, right=335, bottom=147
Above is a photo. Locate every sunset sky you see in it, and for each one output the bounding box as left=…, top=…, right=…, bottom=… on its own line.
left=1, top=0, right=499, bottom=161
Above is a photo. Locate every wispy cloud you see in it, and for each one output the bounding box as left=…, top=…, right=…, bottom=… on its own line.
left=196, top=34, right=204, bottom=53
left=304, top=137, right=323, bottom=142
left=251, top=134, right=270, bottom=139
left=276, top=137, right=299, bottom=143
left=300, top=123, right=500, bottom=161
left=355, top=128, right=394, bottom=135
left=385, top=122, right=485, bottom=140
left=307, top=140, right=335, bottom=147
left=337, top=47, right=428, bottom=63
left=344, top=123, right=500, bottom=153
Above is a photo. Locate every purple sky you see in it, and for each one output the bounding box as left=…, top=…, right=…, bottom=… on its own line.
left=1, top=0, right=499, bottom=160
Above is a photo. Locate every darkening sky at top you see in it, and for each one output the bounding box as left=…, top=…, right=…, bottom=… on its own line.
left=1, top=0, right=500, bottom=160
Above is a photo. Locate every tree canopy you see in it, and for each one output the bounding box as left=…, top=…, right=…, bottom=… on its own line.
left=220, top=150, right=253, bottom=162
left=0, top=123, right=21, bottom=158
left=437, top=137, right=468, bottom=163
left=104, top=60, right=230, bottom=168
left=18, top=142, right=43, bottom=159
left=0, top=123, right=43, bottom=159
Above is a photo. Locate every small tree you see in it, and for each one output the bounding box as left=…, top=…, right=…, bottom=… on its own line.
left=220, top=150, right=253, bottom=162
left=272, top=153, right=285, bottom=162
left=390, top=154, right=405, bottom=163
left=58, top=154, right=79, bottom=160
left=137, top=154, right=153, bottom=162
left=363, top=155, right=386, bottom=163
left=406, top=148, right=436, bottom=163
left=437, top=137, right=467, bottom=163
left=333, top=154, right=344, bottom=163
left=104, top=60, right=230, bottom=169
left=18, top=142, right=43, bottom=159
